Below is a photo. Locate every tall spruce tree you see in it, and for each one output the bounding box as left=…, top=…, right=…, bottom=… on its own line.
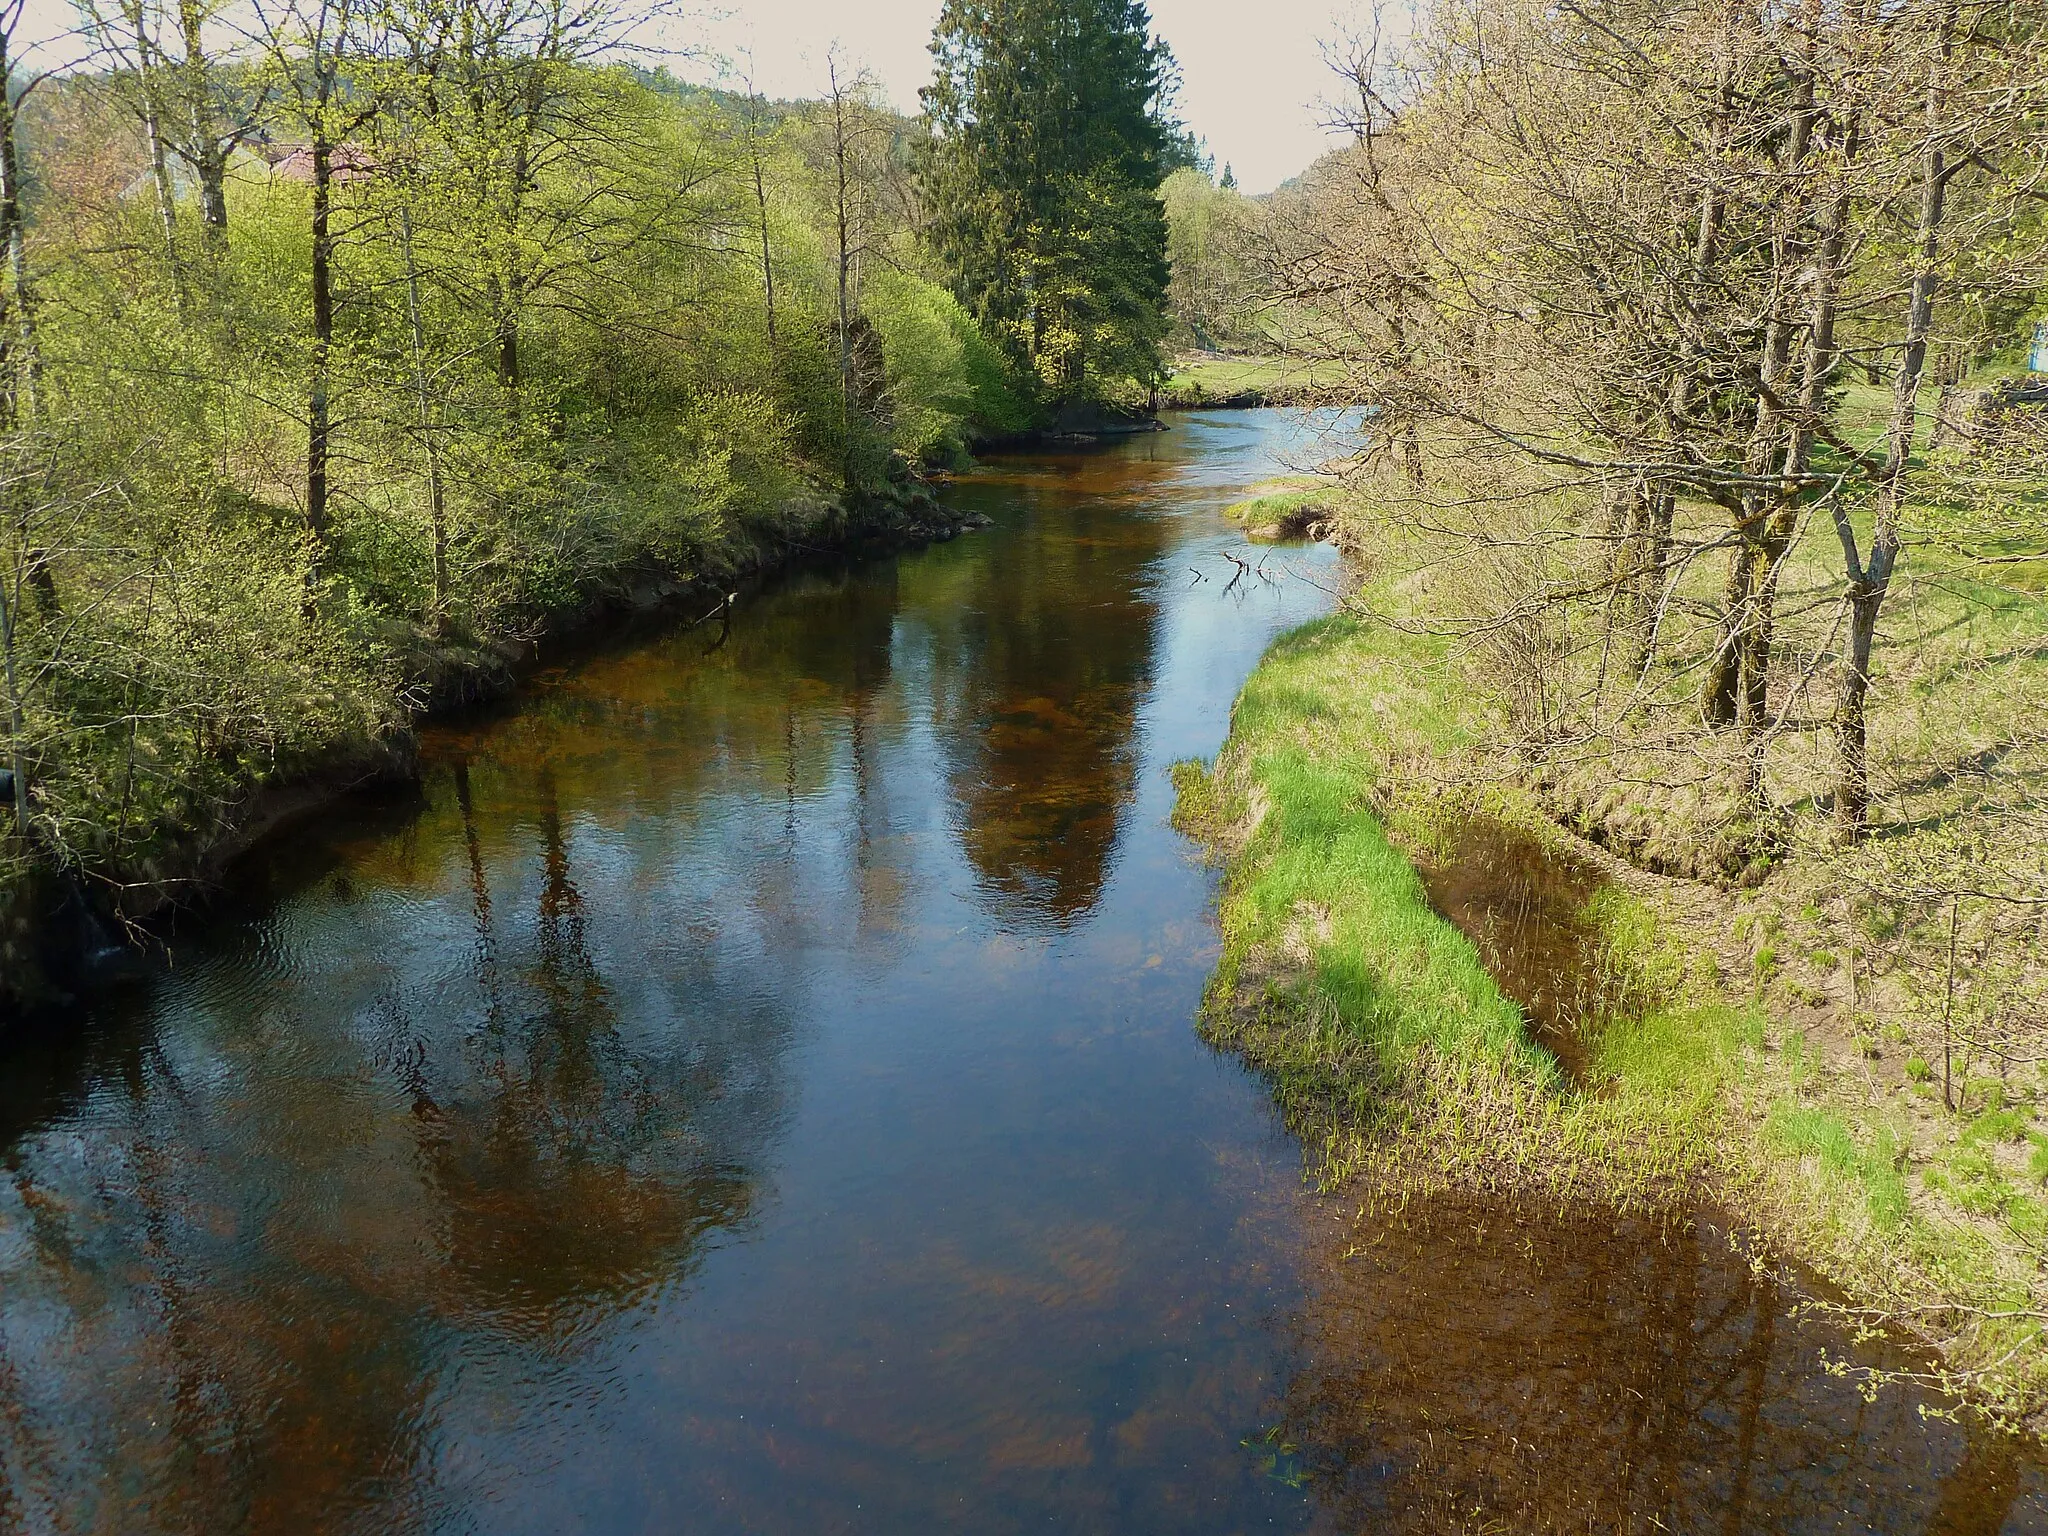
left=918, top=0, right=1176, bottom=405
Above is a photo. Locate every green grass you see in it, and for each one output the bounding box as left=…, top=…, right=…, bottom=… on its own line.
left=1220, top=480, right=1339, bottom=539
left=1186, top=603, right=2048, bottom=1422
left=1182, top=614, right=1749, bottom=1205
left=1160, top=354, right=1340, bottom=405
left=1767, top=1103, right=1911, bottom=1232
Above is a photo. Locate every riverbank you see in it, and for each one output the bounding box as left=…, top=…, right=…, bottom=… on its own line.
left=1159, top=353, right=1339, bottom=410
left=1180, top=606, right=2048, bottom=1429
left=1220, top=478, right=1345, bottom=541
left=0, top=486, right=986, bottom=1023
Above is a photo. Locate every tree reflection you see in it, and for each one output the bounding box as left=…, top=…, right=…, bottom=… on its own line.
left=414, top=763, right=763, bottom=1334
left=924, top=466, right=1171, bottom=929
left=0, top=741, right=802, bottom=1532
left=1278, top=1190, right=2030, bottom=1533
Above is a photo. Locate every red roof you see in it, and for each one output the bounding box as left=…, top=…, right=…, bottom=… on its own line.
left=266, top=145, right=376, bottom=184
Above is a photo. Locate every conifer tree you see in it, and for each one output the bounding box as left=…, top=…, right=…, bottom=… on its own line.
left=918, top=0, right=1177, bottom=404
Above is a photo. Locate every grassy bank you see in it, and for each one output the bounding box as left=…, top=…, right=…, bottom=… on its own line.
left=1160, top=353, right=1341, bottom=408
left=1218, top=478, right=1344, bottom=541
left=1181, top=608, right=2048, bottom=1427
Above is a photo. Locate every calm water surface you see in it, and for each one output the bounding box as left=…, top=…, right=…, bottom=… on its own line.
left=0, top=414, right=2040, bottom=1533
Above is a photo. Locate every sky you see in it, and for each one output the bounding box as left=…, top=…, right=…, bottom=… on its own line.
left=685, top=0, right=1354, bottom=193
left=13, top=0, right=1357, bottom=194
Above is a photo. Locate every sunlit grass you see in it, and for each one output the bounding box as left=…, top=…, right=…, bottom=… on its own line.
left=1161, top=354, right=1340, bottom=404
left=1183, top=601, right=2048, bottom=1420
left=1181, top=614, right=1742, bottom=1204
left=1217, top=479, right=1340, bottom=539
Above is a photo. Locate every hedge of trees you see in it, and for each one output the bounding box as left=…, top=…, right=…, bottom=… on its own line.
left=0, top=0, right=1098, bottom=962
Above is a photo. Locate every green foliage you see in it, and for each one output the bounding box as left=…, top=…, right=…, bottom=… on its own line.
left=604, top=390, right=806, bottom=566
left=0, top=50, right=1019, bottom=945
left=867, top=268, right=1034, bottom=458
left=918, top=0, right=1178, bottom=404
left=1160, top=166, right=1253, bottom=348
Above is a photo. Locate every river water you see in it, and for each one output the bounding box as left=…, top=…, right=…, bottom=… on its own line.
left=0, top=413, right=2039, bottom=1533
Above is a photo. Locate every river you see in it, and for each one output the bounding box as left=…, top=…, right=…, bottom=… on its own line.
left=0, top=412, right=2038, bottom=1532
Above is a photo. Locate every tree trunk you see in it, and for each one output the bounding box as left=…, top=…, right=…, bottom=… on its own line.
left=176, top=0, right=229, bottom=238
left=0, top=43, right=49, bottom=634
left=141, top=78, right=185, bottom=291
left=1703, top=538, right=1754, bottom=726
left=496, top=108, right=535, bottom=401
left=0, top=41, right=37, bottom=426
left=1736, top=109, right=1855, bottom=796
left=747, top=90, right=776, bottom=349
left=194, top=144, right=229, bottom=236
left=1831, top=11, right=1952, bottom=844
left=0, top=575, right=28, bottom=839
left=400, top=205, right=448, bottom=623
left=830, top=68, right=856, bottom=489
left=1388, top=312, right=1424, bottom=487
left=1834, top=583, right=1879, bottom=840
left=1651, top=27, right=1731, bottom=679
left=836, top=160, right=852, bottom=475
left=109, top=0, right=187, bottom=289
left=1630, top=484, right=1675, bottom=669
left=1738, top=536, right=1780, bottom=734
left=496, top=294, right=519, bottom=394
left=23, top=550, right=54, bottom=615
left=1708, top=3, right=1819, bottom=735
left=2, top=137, right=34, bottom=422
left=307, top=135, right=334, bottom=558
left=1927, top=382, right=1955, bottom=449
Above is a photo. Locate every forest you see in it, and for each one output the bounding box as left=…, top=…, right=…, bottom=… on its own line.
left=1174, top=0, right=2047, bottom=863
left=0, top=0, right=1184, bottom=1002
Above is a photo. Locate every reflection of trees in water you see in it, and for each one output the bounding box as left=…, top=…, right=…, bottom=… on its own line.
left=0, top=542, right=952, bottom=1529
left=732, top=562, right=904, bottom=944
left=414, top=764, right=765, bottom=1334
left=923, top=492, right=1170, bottom=929
left=0, top=1025, right=449, bottom=1535
left=0, top=746, right=805, bottom=1533
left=470, top=559, right=915, bottom=951
left=0, top=510, right=1164, bottom=1527
left=1280, top=1192, right=2031, bottom=1533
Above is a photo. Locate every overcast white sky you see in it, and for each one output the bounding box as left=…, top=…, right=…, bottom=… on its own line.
left=15, top=0, right=1356, bottom=193
left=689, top=0, right=1352, bottom=192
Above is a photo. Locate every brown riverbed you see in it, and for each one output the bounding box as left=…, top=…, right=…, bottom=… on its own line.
left=1415, top=815, right=1615, bottom=1081
left=0, top=412, right=2037, bottom=1533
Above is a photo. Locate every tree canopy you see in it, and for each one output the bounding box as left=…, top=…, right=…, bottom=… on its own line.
left=0, top=0, right=1034, bottom=987
left=918, top=0, right=1179, bottom=404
